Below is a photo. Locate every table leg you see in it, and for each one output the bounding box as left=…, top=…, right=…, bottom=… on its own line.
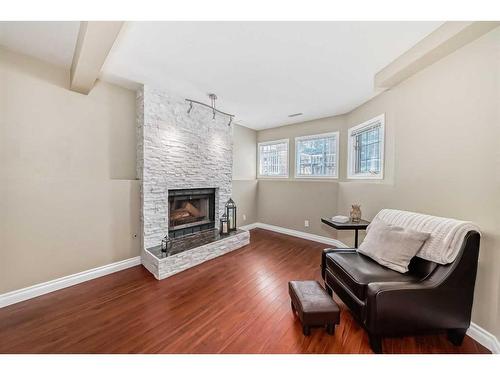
left=354, top=229, right=359, bottom=248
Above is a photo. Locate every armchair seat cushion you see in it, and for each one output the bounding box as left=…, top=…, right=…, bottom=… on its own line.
left=325, top=252, right=420, bottom=300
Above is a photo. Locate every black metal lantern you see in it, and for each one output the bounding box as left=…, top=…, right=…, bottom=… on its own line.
left=220, top=213, right=229, bottom=235
left=225, top=198, right=237, bottom=231
left=161, top=236, right=173, bottom=255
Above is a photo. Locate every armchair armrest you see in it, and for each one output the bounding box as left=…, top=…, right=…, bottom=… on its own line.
left=365, top=281, right=468, bottom=334
left=321, top=248, right=356, bottom=279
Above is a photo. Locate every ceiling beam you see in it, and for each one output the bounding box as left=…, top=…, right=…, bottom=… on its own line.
left=375, top=21, right=500, bottom=91
left=70, top=21, right=124, bottom=94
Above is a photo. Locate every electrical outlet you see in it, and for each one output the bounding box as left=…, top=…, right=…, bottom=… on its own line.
left=242, top=214, right=247, bottom=221
left=304, top=220, right=309, bottom=228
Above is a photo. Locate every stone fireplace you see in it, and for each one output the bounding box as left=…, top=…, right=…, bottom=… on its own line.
left=168, top=188, right=216, bottom=238
left=137, top=86, right=249, bottom=280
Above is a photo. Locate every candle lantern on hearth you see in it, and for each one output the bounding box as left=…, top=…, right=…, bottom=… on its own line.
left=161, top=236, right=173, bottom=255
left=225, top=198, right=237, bottom=231
left=220, top=213, right=229, bottom=235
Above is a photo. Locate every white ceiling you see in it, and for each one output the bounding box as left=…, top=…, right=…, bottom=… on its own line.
left=102, top=22, right=441, bottom=129
left=0, top=21, right=80, bottom=68
left=0, top=21, right=442, bottom=129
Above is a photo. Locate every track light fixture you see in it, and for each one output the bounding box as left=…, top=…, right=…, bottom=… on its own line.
left=185, top=93, right=235, bottom=126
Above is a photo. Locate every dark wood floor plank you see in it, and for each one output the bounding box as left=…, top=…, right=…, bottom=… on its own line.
left=0, top=228, right=490, bottom=354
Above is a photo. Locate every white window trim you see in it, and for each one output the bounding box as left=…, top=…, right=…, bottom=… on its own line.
left=257, top=138, right=290, bottom=179
left=294, top=131, right=340, bottom=179
left=347, top=114, right=385, bottom=180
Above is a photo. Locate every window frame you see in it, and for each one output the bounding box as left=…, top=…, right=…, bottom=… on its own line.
left=257, top=138, right=290, bottom=179
left=347, top=114, right=385, bottom=180
left=294, top=131, right=340, bottom=179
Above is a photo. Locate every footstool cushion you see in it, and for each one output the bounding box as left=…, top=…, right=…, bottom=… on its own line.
left=288, top=280, right=340, bottom=336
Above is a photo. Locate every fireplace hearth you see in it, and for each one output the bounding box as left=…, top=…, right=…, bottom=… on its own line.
left=168, top=188, right=216, bottom=238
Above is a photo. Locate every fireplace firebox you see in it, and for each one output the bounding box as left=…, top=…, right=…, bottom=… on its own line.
left=168, top=188, right=216, bottom=238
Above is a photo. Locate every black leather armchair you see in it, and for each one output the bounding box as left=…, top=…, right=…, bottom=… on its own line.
left=321, top=231, right=480, bottom=353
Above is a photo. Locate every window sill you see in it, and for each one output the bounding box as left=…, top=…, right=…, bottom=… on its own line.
left=257, top=175, right=289, bottom=179
left=344, top=179, right=386, bottom=184
left=257, top=177, right=342, bottom=184
left=294, top=175, right=339, bottom=180
left=347, top=174, right=384, bottom=180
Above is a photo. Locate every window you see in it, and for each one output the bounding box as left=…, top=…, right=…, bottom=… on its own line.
left=295, top=132, right=339, bottom=178
left=347, top=114, right=385, bottom=179
left=258, top=139, right=289, bottom=177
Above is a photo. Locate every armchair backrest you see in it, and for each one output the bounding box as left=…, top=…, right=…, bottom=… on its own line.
left=426, top=231, right=481, bottom=288
left=372, top=209, right=480, bottom=264
left=408, top=256, right=437, bottom=278
left=408, top=230, right=480, bottom=287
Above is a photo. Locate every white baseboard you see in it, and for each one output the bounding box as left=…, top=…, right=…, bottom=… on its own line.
left=1, top=223, right=336, bottom=309
left=239, top=222, right=259, bottom=231
left=0, top=256, right=141, bottom=309
left=467, top=322, right=500, bottom=353
left=242, top=222, right=348, bottom=248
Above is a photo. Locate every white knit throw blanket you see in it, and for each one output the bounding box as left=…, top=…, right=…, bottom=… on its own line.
left=369, top=209, right=481, bottom=264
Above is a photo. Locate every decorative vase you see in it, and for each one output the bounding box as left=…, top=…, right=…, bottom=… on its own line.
left=350, top=204, right=362, bottom=223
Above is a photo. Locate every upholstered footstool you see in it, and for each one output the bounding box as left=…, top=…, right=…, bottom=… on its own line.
left=288, top=280, right=340, bottom=336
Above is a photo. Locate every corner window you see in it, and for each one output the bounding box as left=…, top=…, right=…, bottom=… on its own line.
left=258, top=139, right=289, bottom=178
left=295, top=132, right=339, bottom=178
left=347, top=114, right=385, bottom=179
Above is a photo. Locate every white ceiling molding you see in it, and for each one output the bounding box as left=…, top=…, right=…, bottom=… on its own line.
left=375, top=21, right=500, bottom=91
left=70, top=21, right=124, bottom=95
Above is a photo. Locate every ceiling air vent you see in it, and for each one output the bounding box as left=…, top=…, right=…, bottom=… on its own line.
left=288, top=113, right=303, bottom=118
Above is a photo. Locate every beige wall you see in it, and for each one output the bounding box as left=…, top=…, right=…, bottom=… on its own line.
left=256, top=115, right=344, bottom=237
left=258, top=180, right=338, bottom=237
left=0, top=48, right=140, bottom=294
left=251, top=27, right=500, bottom=338
left=232, top=180, right=258, bottom=226
left=339, top=27, right=500, bottom=338
left=233, top=124, right=257, bottom=180
left=232, top=124, right=258, bottom=225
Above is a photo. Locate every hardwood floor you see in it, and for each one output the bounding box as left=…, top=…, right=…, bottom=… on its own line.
left=0, top=228, right=490, bottom=354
